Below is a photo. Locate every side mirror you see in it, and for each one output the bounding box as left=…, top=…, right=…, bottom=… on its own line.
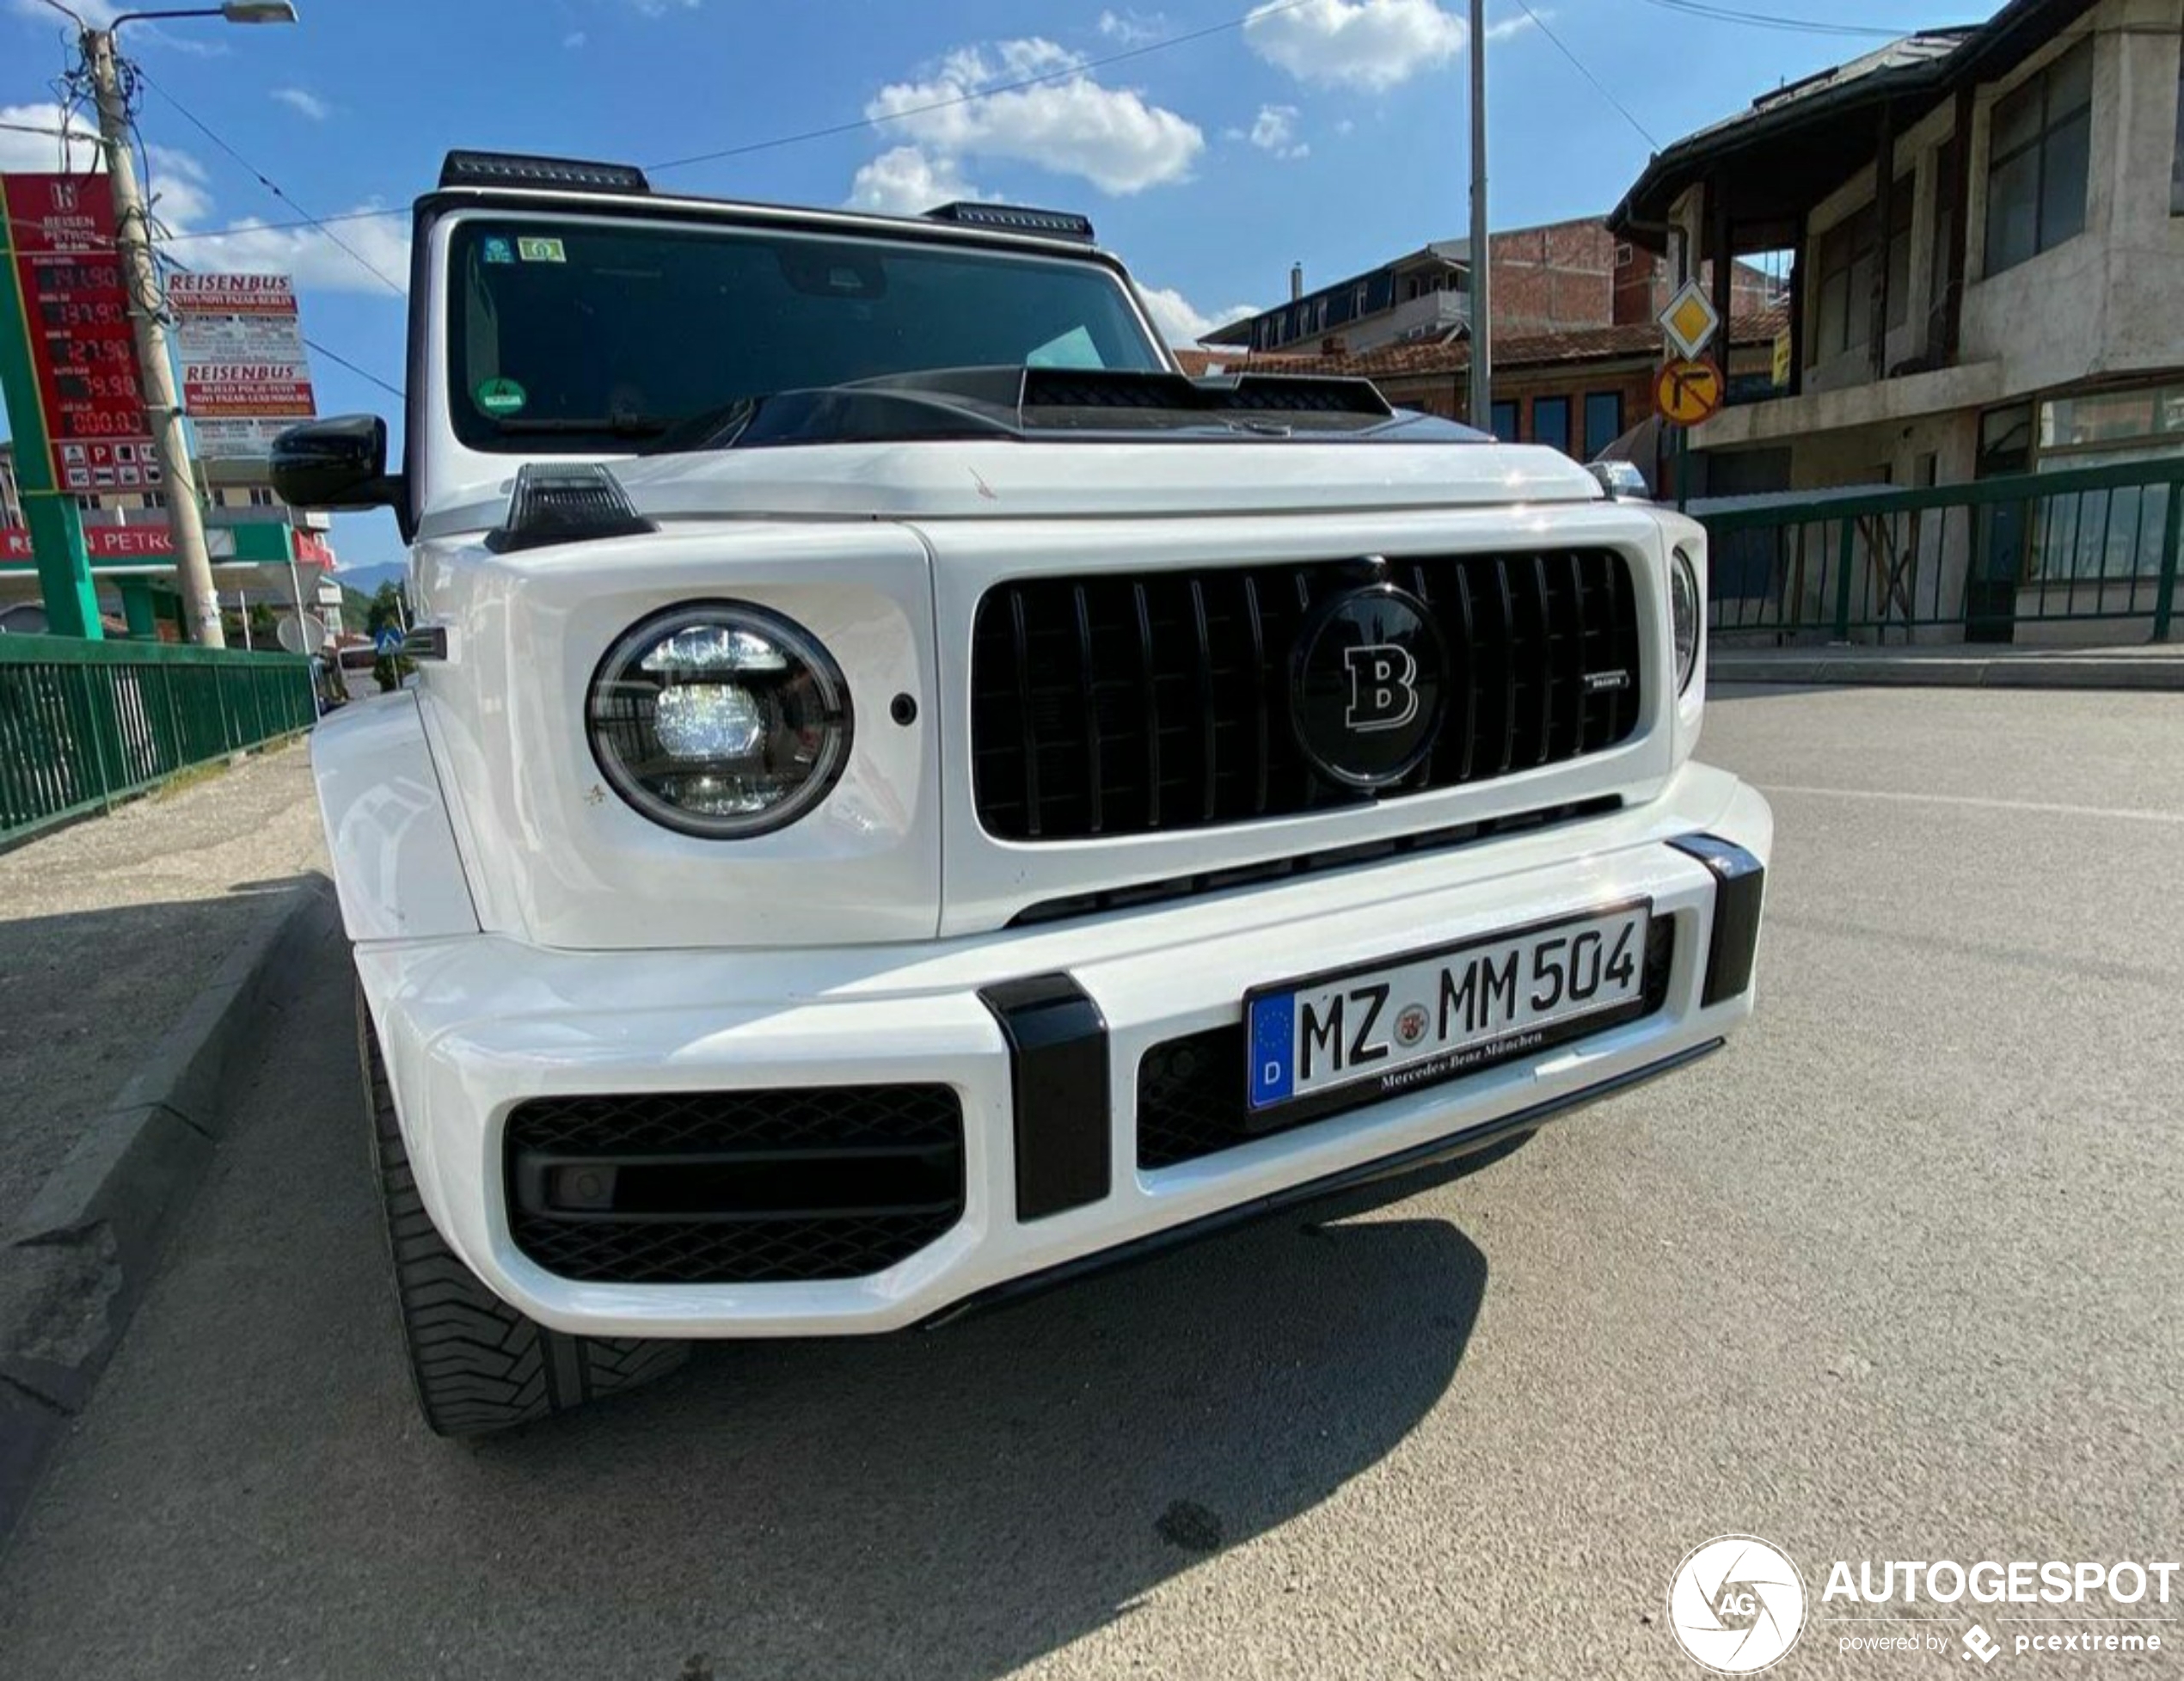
left=1586, top=459, right=1651, bottom=501
left=271, top=414, right=402, bottom=512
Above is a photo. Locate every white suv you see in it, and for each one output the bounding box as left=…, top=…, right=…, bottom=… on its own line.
left=275, top=150, right=1771, bottom=1436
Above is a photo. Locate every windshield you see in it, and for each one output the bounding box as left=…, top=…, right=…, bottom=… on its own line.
left=445, top=217, right=1169, bottom=453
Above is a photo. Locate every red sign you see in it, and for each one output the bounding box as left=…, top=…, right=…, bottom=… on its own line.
left=0, top=173, right=156, bottom=488
left=1, top=525, right=176, bottom=561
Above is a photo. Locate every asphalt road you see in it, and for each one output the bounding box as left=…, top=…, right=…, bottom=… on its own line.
left=2, top=685, right=2179, bottom=1680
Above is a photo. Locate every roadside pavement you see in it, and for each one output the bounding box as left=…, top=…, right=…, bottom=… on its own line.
left=1710, top=638, right=2184, bottom=689
left=0, top=743, right=329, bottom=1232
left=0, top=741, right=339, bottom=1545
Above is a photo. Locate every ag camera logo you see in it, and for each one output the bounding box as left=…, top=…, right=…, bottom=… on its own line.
left=1669, top=1535, right=1807, bottom=1673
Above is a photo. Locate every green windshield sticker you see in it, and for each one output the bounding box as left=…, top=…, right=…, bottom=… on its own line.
left=475, top=377, right=527, bottom=416
left=517, top=236, right=566, bottom=263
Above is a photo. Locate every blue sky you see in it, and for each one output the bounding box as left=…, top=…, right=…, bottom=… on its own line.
left=3, top=0, right=1954, bottom=574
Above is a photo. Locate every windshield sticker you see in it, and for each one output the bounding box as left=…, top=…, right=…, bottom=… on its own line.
left=517, top=236, right=567, bottom=263
left=475, top=377, right=527, bottom=416
left=482, top=235, right=514, bottom=265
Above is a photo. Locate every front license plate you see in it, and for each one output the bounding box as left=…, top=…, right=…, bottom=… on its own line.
left=1244, top=900, right=1653, bottom=1125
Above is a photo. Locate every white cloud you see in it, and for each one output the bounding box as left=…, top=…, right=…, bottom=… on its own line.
left=271, top=87, right=331, bottom=121
left=0, top=101, right=102, bottom=175
left=1334, top=117, right=1357, bottom=136
left=1138, top=284, right=1256, bottom=347
left=0, top=104, right=407, bottom=295
left=844, top=145, right=987, bottom=217
left=1096, top=9, right=1165, bottom=46
left=1486, top=9, right=1543, bottom=40
left=1243, top=0, right=1465, bottom=91
left=563, top=29, right=587, bottom=46
left=620, top=0, right=699, bottom=13
left=174, top=205, right=409, bottom=292
left=1246, top=104, right=1309, bottom=160
left=858, top=35, right=1203, bottom=198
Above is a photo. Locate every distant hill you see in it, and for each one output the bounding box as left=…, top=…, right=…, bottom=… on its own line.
left=338, top=561, right=408, bottom=597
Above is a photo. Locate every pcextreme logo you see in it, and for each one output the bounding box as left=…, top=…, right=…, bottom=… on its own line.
left=1669, top=1535, right=1808, bottom=1673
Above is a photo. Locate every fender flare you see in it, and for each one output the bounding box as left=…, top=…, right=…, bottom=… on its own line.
left=310, top=692, right=481, bottom=944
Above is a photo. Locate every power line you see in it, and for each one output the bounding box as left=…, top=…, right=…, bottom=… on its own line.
left=1510, top=0, right=1660, bottom=150
left=643, top=0, right=1324, bottom=175
left=157, top=205, right=400, bottom=243
left=131, top=63, right=407, bottom=296
left=1624, top=0, right=1912, bottom=39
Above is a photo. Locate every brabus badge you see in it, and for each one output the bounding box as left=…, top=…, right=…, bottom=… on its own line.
left=1584, top=670, right=1632, bottom=693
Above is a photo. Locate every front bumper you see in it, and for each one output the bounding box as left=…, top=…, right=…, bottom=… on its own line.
left=358, top=762, right=1771, bottom=1339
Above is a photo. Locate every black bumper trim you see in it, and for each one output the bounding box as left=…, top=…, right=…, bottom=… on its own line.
left=979, top=973, right=1113, bottom=1223
left=923, top=1036, right=1723, bottom=1328
left=1667, top=833, right=1766, bottom=1007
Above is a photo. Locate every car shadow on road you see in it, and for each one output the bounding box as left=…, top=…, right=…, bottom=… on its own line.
left=445, top=1175, right=1494, bottom=1678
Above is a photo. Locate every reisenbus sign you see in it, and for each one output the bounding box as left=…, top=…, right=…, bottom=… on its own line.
left=167, top=271, right=318, bottom=459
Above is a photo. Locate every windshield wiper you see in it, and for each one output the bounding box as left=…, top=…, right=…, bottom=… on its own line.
left=641, top=397, right=761, bottom=456
left=489, top=414, right=676, bottom=438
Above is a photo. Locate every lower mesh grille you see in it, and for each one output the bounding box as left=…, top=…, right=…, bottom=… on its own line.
left=1137, top=917, right=1677, bottom=1170
left=504, top=1087, right=964, bottom=1285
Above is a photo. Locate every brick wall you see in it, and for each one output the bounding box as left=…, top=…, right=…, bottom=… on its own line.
left=1485, top=219, right=1776, bottom=335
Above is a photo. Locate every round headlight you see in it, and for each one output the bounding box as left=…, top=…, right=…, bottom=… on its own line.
left=1670, top=546, right=1702, bottom=695
left=586, top=601, right=852, bottom=838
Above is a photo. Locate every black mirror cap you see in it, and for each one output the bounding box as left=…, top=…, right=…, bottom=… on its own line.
left=271, top=414, right=398, bottom=511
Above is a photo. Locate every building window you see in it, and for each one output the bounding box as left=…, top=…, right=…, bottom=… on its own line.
left=1813, top=181, right=1911, bottom=358
left=1985, top=35, right=2092, bottom=276
left=144, top=491, right=167, bottom=509
left=1353, top=283, right=1368, bottom=316
left=1490, top=399, right=1518, bottom=441
left=1583, top=391, right=1623, bottom=459
left=248, top=486, right=279, bottom=507
left=75, top=494, right=97, bottom=512
left=1531, top=396, right=1572, bottom=455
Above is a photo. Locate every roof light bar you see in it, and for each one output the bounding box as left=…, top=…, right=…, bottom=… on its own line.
left=439, top=150, right=651, bottom=195
left=923, top=201, right=1095, bottom=242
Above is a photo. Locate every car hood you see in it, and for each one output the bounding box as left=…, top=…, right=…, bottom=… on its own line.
left=419, top=433, right=1606, bottom=535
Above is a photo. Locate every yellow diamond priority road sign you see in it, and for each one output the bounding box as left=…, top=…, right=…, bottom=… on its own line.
left=1659, top=278, right=1721, bottom=360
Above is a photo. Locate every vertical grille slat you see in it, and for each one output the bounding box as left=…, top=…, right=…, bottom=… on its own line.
left=1010, top=588, right=1043, bottom=836
left=1242, top=574, right=1270, bottom=816
left=1071, top=583, right=1104, bottom=836
left=1132, top=580, right=1162, bottom=830
left=1188, top=579, right=1218, bottom=823
left=969, top=549, right=1641, bottom=843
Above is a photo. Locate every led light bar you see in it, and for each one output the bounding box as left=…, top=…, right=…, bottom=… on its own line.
left=923, top=201, right=1095, bottom=242
left=439, top=150, right=651, bottom=195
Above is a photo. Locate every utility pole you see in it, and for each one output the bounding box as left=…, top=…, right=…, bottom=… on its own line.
left=85, top=25, right=224, bottom=646
left=1466, top=0, right=1492, bottom=433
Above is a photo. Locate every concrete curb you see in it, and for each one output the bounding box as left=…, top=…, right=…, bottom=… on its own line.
left=1711, top=653, right=2184, bottom=691
left=0, top=878, right=342, bottom=1552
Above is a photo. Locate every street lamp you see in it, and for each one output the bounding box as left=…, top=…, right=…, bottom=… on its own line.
left=81, top=0, right=298, bottom=645
left=111, top=3, right=300, bottom=28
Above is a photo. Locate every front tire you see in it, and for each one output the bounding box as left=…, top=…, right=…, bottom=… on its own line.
left=357, top=985, right=688, bottom=1437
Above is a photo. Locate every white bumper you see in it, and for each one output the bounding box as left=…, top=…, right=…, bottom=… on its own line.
left=358, top=763, right=1771, bottom=1339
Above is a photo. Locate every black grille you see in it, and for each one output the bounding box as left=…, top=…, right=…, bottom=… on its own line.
left=505, top=1087, right=964, bottom=1285
left=969, top=550, right=1642, bottom=842
left=1137, top=917, right=1676, bottom=1170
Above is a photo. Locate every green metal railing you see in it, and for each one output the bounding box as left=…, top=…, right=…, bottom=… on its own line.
left=1698, top=457, right=2184, bottom=644
left=0, top=635, right=316, bottom=846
